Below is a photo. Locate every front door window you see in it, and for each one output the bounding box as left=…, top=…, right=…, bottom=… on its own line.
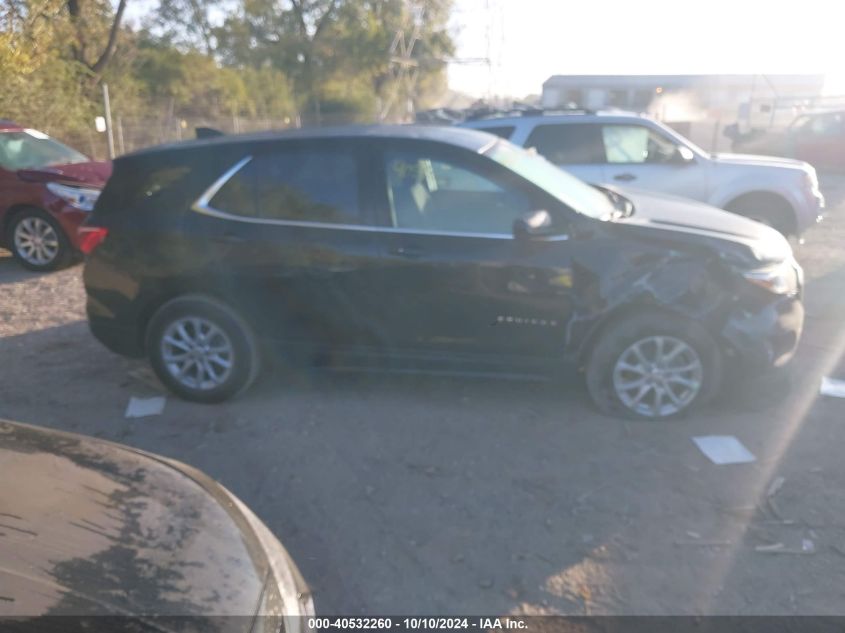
left=384, top=150, right=531, bottom=235
left=601, top=125, right=678, bottom=164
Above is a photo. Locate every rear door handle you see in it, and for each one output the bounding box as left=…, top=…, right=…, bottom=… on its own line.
left=389, top=245, right=424, bottom=259
left=613, top=173, right=637, bottom=182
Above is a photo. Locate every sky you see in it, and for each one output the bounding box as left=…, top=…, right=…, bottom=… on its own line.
left=123, top=0, right=845, bottom=98
left=447, top=0, right=845, bottom=98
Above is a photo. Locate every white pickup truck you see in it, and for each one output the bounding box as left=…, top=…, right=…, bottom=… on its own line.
left=461, top=111, right=825, bottom=236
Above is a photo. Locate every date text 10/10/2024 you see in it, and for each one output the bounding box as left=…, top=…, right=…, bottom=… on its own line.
left=308, top=618, right=528, bottom=630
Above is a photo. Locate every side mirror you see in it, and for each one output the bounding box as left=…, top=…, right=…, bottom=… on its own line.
left=513, top=209, right=553, bottom=240
left=672, top=146, right=696, bottom=164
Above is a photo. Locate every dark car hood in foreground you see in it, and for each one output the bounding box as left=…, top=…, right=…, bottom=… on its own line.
left=606, top=186, right=793, bottom=265
left=17, top=161, right=112, bottom=186
left=0, top=420, right=268, bottom=623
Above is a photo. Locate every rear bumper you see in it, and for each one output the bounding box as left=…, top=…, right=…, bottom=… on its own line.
left=87, top=303, right=145, bottom=358
left=84, top=256, right=147, bottom=358
left=721, top=294, right=804, bottom=370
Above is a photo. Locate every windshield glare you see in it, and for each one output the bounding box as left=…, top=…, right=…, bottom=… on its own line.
left=485, top=140, right=615, bottom=219
left=0, top=131, right=88, bottom=171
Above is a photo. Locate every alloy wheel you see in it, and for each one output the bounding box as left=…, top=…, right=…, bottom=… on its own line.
left=612, top=335, right=703, bottom=418
left=161, top=317, right=235, bottom=391
left=14, top=217, right=60, bottom=266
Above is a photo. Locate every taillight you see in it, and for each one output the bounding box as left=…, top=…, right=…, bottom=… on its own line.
left=77, top=226, right=109, bottom=254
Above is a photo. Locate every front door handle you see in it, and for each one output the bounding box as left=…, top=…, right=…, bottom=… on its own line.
left=613, top=173, right=637, bottom=182
left=389, top=245, right=424, bottom=259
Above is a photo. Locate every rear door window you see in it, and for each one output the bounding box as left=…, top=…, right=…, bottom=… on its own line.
left=209, top=148, right=361, bottom=224
left=256, top=149, right=360, bottom=223
left=524, top=123, right=604, bottom=164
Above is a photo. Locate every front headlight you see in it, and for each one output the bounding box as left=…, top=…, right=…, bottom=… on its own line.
left=45, top=181, right=101, bottom=211
left=742, top=259, right=799, bottom=295
left=226, top=491, right=315, bottom=624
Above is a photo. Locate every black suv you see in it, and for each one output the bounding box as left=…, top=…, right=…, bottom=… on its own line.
left=82, top=125, right=804, bottom=420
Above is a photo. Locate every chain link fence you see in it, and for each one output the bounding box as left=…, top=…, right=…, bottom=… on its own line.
left=76, top=110, right=382, bottom=160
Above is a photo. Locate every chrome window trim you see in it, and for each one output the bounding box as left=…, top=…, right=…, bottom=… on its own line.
left=477, top=138, right=498, bottom=154
left=191, top=155, right=253, bottom=215
left=190, top=155, right=570, bottom=242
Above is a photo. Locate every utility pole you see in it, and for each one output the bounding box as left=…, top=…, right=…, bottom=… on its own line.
left=380, top=1, right=492, bottom=121
left=116, top=116, right=126, bottom=155
left=380, top=15, right=423, bottom=122
left=101, top=83, right=115, bottom=159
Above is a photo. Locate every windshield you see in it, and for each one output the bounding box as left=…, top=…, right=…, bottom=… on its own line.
left=649, top=119, right=709, bottom=157
left=485, top=140, right=615, bottom=219
left=0, top=130, right=88, bottom=170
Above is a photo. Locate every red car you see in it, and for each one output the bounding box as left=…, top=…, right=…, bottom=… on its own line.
left=732, top=111, right=844, bottom=173
left=0, top=120, right=112, bottom=271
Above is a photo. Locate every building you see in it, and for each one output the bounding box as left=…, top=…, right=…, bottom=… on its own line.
left=541, top=74, right=827, bottom=148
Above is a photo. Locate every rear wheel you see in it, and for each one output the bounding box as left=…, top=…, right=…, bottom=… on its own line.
left=146, top=296, right=260, bottom=403
left=7, top=209, right=73, bottom=271
left=585, top=311, right=722, bottom=420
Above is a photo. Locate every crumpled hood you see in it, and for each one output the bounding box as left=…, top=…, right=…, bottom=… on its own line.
left=17, top=161, right=112, bottom=187
left=607, top=186, right=793, bottom=264
left=0, top=420, right=266, bottom=627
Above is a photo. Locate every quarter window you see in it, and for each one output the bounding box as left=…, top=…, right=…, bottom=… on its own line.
left=384, top=150, right=530, bottom=234
left=208, top=162, right=255, bottom=217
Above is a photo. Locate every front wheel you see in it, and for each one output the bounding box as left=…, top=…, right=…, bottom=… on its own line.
left=8, top=209, right=73, bottom=271
left=146, top=295, right=260, bottom=403
left=585, top=312, right=722, bottom=420
left=725, top=194, right=793, bottom=236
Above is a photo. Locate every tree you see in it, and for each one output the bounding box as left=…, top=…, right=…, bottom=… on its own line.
left=214, top=0, right=454, bottom=122
left=0, top=0, right=95, bottom=140
left=65, top=0, right=129, bottom=77
left=342, top=0, right=454, bottom=119
left=134, top=36, right=297, bottom=120
left=0, top=0, right=456, bottom=158
left=148, top=0, right=222, bottom=54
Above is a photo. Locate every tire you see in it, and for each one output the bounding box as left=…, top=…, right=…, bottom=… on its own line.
left=146, top=295, right=260, bottom=403
left=724, top=194, right=794, bottom=236
left=585, top=311, right=722, bottom=420
left=7, top=208, right=73, bottom=271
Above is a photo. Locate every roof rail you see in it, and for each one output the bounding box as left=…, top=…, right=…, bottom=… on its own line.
left=463, top=105, right=596, bottom=121
left=416, top=103, right=602, bottom=125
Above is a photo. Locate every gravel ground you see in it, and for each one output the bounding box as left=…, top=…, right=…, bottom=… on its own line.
left=2, top=175, right=845, bottom=615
